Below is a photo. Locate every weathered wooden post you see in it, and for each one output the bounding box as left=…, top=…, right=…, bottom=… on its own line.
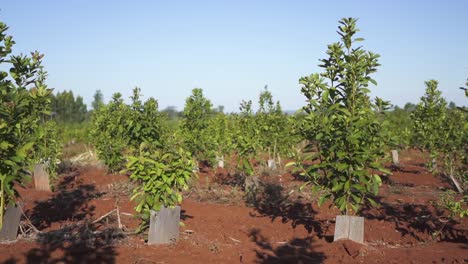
left=391, top=150, right=400, bottom=167
left=333, top=215, right=364, bottom=243
left=267, top=159, right=276, bottom=170
left=216, top=155, right=224, bottom=168
left=0, top=203, right=22, bottom=242
left=33, top=164, right=51, bottom=191
left=148, top=206, right=181, bottom=245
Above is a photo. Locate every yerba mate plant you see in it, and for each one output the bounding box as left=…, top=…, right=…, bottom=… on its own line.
left=296, top=18, right=388, bottom=215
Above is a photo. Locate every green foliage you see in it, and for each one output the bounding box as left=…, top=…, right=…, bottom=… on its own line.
left=180, top=88, right=215, bottom=162
left=437, top=108, right=467, bottom=192
left=233, top=100, right=259, bottom=176
left=256, top=87, right=293, bottom=162
left=460, top=78, right=468, bottom=98
left=34, top=120, right=61, bottom=181
left=382, top=105, right=414, bottom=148
left=438, top=191, right=467, bottom=219
left=51, top=90, right=88, bottom=123
left=0, top=21, right=53, bottom=229
left=91, top=89, right=104, bottom=111
left=90, top=87, right=166, bottom=172
left=298, top=18, right=387, bottom=215
left=90, top=93, right=128, bottom=171
left=161, top=106, right=182, bottom=120
left=412, top=81, right=467, bottom=192
left=124, top=143, right=194, bottom=231
left=412, top=80, right=447, bottom=172
left=209, top=112, right=234, bottom=160
left=91, top=87, right=180, bottom=231
left=57, top=122, right=90, bottom=144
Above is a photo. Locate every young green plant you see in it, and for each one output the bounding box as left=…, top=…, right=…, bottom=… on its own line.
left=0, top=22, right=53, bottom=229
left=124, top=142, right=194, bottom=232
left=297, top=18, right=388, bottom=215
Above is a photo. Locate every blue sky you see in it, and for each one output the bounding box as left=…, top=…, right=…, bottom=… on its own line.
left=1, top=0, right=467, bottom=111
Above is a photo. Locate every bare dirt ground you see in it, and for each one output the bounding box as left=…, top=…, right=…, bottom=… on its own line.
left=0, top=149, right=466, bottom=263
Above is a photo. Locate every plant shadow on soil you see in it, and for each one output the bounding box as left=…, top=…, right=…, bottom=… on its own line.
left=4, top=223, right=123, bottom=264
left=3, top=172, right=123, bottom=264
left=360, top=197, right=468, bottom=244
left=246, top=180, right=331, bottom=263
left=248, top=228, right=326, bottom=264
left=28, top=172, right=105, bottom=230
left=249, top=180, right=332, bottom=240
left=180, top=209, right=193, bottom=221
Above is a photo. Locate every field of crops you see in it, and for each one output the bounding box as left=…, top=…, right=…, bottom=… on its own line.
left=0, top=14, right=466, bottom=264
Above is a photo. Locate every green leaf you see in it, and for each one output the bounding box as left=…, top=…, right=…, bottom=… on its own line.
left=367, top=197, right=378, bottom=207
left=332, top=183, right=343, bottom=192
left=318, top=195, right=329, bottom=207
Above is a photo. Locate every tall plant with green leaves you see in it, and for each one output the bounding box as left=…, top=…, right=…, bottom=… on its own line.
left=297, top=18, right=387, bottom=215
left=438, top=108, right=467, bottom=193
left=256, top=87, right=291, bottom=164
left=90, top=88, right=165, bottom=172
left=412, top=81, right=467, bottom=192
left=180, top=88, right=215, bottom=163
left=411, top=80, right=447, bottom=172
left=34, top=120, right=61, bottom=181
left=33, top=67, right=61, bottom=181
left=209, top=112, right=234, bottom=165
left=0, top=22, right=53, bottom=228
left=233, top=100, right=260, bottom=176
left=90, top=93, right=129, bottom=171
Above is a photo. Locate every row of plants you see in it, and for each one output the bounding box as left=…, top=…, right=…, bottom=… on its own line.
left=179, top=87, right=300, bottom=174
left=0, top=21, right=60, bottom=229
left=89, top=88, right=195, bottom=230
left=89, top=16, right=466, bottom=229
left=1, top=16, right=465, bottom=236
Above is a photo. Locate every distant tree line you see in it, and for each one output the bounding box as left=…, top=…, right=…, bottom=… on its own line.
left=51, top=90, right=87, bottom=123
left=50, top=89, right=107, bottom=123
left=50, top=88, right=461, bottom=125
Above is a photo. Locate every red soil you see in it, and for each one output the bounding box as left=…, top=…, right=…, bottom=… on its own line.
left=0, top=149, right=466, bottom=263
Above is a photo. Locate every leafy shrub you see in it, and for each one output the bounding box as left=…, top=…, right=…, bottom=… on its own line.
left=0, top=21, right=53, bottom=228
left=57, top=122, right=90, bottom=145
left=296, top=18, right=388, bottom=215
left=180, top=88, right=215, bottom=163
left=209, top=112, right=234, bottom=164
left=124, top=143, right=194, bottom=231
left=412, top=80, right=447, bottom=172
left=255, top=87, right=295, bottom=164
left=412, top=81, right=467, bottom=192
left=438, top=191, right=467, bottom=219
left=233, top=100, right=259, bottom=176
left=90, top=93, right=129, bottom=171
left=90, top=88, right=166, bottom=172
left=34, top=120, right=62, bottom=181
left=382, top=106, right=414, bottom=149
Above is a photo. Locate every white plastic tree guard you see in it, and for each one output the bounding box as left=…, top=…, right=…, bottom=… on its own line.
left=333, top=215, right=364, bottom=244
left=148, top=206, right=181, bottom=245
left=33, top=164, right=51, bottom=191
